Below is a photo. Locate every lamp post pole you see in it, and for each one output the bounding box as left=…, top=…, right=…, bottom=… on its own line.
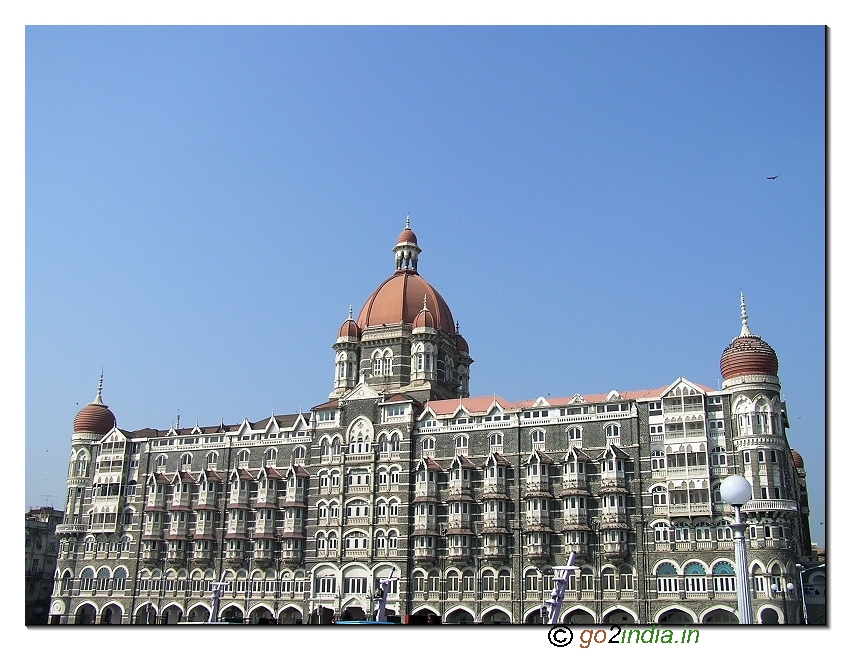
left=721, top=476, right=753, bottom=624
left=771, top=582, right=794, bottom=624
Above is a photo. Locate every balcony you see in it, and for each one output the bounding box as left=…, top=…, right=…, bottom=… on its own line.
left=281, top=548, right=303, bottom=565
left=668, top=503, right=711, bottom=515
left=192, top=548, right=213, bottom=566
left=603, top=542, right=628, bottom=560
left=482, top=545, right=508, bottom=561
left=525, top=511, right=550, bottom=527
left=561, top=476, right=588, bottom=493
left=254, top=547, right=276, bottom=567
left=525, top=543, right=550, bottom=563
left=166, top=548, right=186, bottom=565
left=563, top=512, right=588, bottom=525
left=448, top=545, right=471, bottom=564
left=563, top=542, right=589, bottom=558
left=743, top=499, right=797, bottom=513
left=56, top=523, right=88, bottom=534
left=225, top=548, right=246, bottom=565
left=600, top=475, right=626, bottom=489
left=414, top=546, right=437, bottom=564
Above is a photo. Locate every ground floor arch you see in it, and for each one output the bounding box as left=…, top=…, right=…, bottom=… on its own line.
left=74, top=602, right=97, bottom=625
left=249, top=605, right=276, bottom=624
left=186, top=604, right=210, bottom=623
left=481, top=606, right=512, bottom=625
left=278, top=606, right=303, bottom=625
left=445, top=606, right=475, bottom=624
left=220, top=604, right=245, bottom=624
left=524, top=606, right=546, bottom=624
left=99, top=602, right=124, bottom=624
left=702, top=608, right=738, bottom=624
left=160, top=603, right=183, bottom=624
left=562, top=607, right=595, bottom=625
left=759, top=606, right=781, bottom=625
left=603, top=607, right=637, bottom=624
left=309, top=605, right=334, bottom=625
left=134, top=602, right=158, bottom=624
left=657, top=607, right=695, bottom=624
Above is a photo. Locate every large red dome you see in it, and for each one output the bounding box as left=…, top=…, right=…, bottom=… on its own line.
left=73, top=402, right=116, bottom=434
left=357, top=270, right=455, bottom=334
left=720, top=335, right=779, bottom=381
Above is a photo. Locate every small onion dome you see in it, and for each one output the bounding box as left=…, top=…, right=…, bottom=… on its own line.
left=413, top=295, right=436, bottom=329
left=337, top=307, right=361, bottom=339
left=720, top=293, right=779, bottom=381
left=790, top=449, right=805, bottom=470
left=455, top=324, right=469, bottom=354
left=73, top=375, right=116, bottom=434
left=397, top=221, right=418, bottom=245
left=720, top=335, right=779, bottom=380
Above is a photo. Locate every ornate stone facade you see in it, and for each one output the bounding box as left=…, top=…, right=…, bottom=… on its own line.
left=49, top=225, right=819, bottom=625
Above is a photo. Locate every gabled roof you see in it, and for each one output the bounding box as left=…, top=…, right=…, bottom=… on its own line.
left=312, top=399, right=340, bottom=411
left=597, top=444, right=631, bottom=460
left=416, top=457, right=444, bottom=472
left=526, top=449, right=555, bottom=465
left=425, top=395, right=516, bottom=417
left=450, top=455, right=477, bottom=469
left=564, top=447, right=593, bottom=462
left=178, top=471, right=197, bottom=484
left=483, top=452, right=510, bottom=467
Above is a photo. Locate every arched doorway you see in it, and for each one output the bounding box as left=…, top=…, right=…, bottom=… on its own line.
left=481, top=608, right=511, bottom=625
left=658, top=608, right=695, bottom=624
left=525, top=608, right=546, bottom=624
left=161, top=604, right=182, bottom=624
left=134, top=603, right=157, bottom=624
left=446, top=608, right=475, bottom=624
left=75, top=604, right=96, bottom=625
left=563, top=608, right=595, bottom=625
left=278, top=607, right=303, bottom=625
left=760, top=607, right=780, bottom=625
left=309, top=606, right=334, bottom=625
left=186, top=605, right=210, bottom=623
left=250, top=606, right=275, bottom=625
left=603, top=609, right=636, bottom=624
left=99, top=604, right=122, bottom=624
left=703, top=609, right=738, bottom=624
left=341, top=605, right=366, bottom=621
left=220, top=605, right=244, bottom=624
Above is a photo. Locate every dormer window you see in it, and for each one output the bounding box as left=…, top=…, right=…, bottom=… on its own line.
left=385, top=405, right=406, bottom=418
left=422, top=419, right=437, bottom=428
left=649, top=401, right=662, bottom=413
left=317, top=411, right=335, bottom=422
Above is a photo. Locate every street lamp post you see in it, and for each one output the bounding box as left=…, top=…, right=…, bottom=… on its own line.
left=770, top=581, right=795, bottom=624
left=720, top=475, right=753, bottom=624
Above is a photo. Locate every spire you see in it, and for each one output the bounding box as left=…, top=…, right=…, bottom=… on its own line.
left=348, top=305, right=353, bottom=320
left=91, top=370, right=104, bottom=405
left=406, top=214, right=410, bottom=229
left=422, top=294, right=428, bottom=311
left=740, top=292, right=753, bottom=336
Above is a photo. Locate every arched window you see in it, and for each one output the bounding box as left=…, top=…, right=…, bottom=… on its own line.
left=482, top=569, right=496, bottom=592
left=567, top=427, right=582, bottom=442
left=620, top=565, right=634, bottom=591
left=316, top=533, right=326, bottom=551
left=80, top=568, right=95, bottom=591
left=710, top=446, right=726, bottom=466
left=237, top=450, right=249, bottom=465
left=712, top=561, right=736, bottom=592
left=531, top=429, right=545, bottom=444
left=372, top=351, right=383, bottom=376
left=180, top=454, right=192, bottom=470
left=655, top=562, right=678, bottom=593
left=294, top=446, right=306, bottom=460
left=716, top=520, right=732, bottom=541
left=674, top=523, right=690, bottom=542
left=390, top=433, right=400, bottom=452
left=489, top=432, right=503, bottom=447
left=121, top=535, right=132, bottom=552
left=388, top=530, right=398, bottom=549
left=498, top=569, right=511, bottom=592
left=455, top=435, right=468, bottom=449
left=605, top=423, right=620, bottom=439
left=113, top=567, right=127, bottom=591
left=205, top=452, right=218, bottom=469
left=422, top=438, right=435, bottom=453
left=695, top=522, right=712, bottom=541
left=653, top=522, right=669, bottom=543
left=651, top=450, right=665, bottom=470
left=156, top=455, right=167, bottom=470
left=683, top=562, right=707, bottom=592
left=383, top=352, right=393, bottom=376
left=265, top=448, right=278, bottom=464
left=327, top=532, right=338, bottom=550
left=61, top=571, right=72, bottom=594
left=378, top=436, right=388, bottom=453
left=602, top=567, right=616, bottom=590
left=651, top=485, right=667, bottom=506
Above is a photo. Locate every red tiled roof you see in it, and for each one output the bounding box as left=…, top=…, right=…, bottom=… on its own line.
left=265, top=467, right=285, bottom=480
left=179, top=471, right=196, bottom=483
left=237, top=469, right=256, bottom=481
left=295, top=465, right=311, bottom=478
left=312, top=400, right=340, bottom=411
left=424, top=395, right=514, bottom=416
left=357, top=270, right=455, bottom=334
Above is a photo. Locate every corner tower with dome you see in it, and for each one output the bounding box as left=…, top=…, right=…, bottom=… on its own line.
left=331, top=219, right=472, bottom=401
left=50, top=222, right=819, bottom=626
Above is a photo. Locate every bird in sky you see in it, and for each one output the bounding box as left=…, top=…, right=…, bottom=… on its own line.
left=767, top=175, right=779, bottom=180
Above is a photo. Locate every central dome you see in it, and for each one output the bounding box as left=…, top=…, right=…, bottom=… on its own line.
left=357, top=270, right=455, bottom=334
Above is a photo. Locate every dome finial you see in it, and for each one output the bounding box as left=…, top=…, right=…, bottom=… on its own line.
left=394, top=218, right=421, bottom=271
left=348, top=305, right=353, bottom=320
left=406, top=214, right=411, bottom=229
left=92, top=369, right=104, bottom=405
left=422, top=294, right=428, bottom=311
left=740, top=292, right=752, bottom=336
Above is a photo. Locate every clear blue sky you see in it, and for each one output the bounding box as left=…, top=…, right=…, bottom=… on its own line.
left=24, top=26, right=825, bottom=545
